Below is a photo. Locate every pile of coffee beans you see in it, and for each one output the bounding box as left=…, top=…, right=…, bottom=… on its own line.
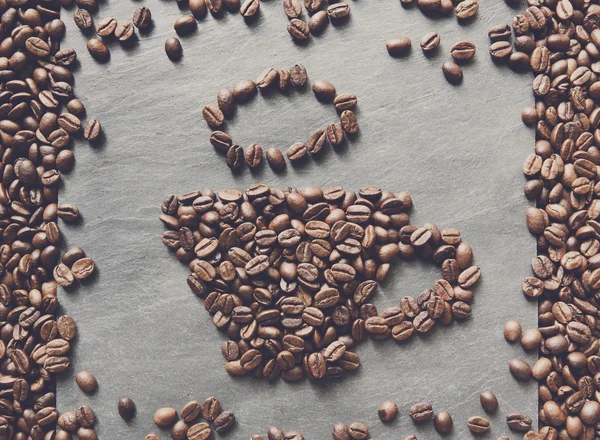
left=149, top=397, right=235, bottom=439
left=203, top=65, right=360, bottom=173
left=57, top=404, right=98, bottom=440
left=74, top=3, right=151, bottom=63
left=159, top=185, right=480, bottom=380
left=486, top=0, right=600, bottom=438
left=0, top=0, right=105, bottom=437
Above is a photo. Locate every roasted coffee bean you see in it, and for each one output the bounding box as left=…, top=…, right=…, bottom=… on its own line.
left=309, top=11, right=328, bottom=34
left=283, top=0, right=302, bottom=18
left=287, top=142, right=307, bottom=161
left=503, top=320, right=522, bottom=342
left=118, top=398, right=136, bottom=421
left=211, top=131, right=233, bottom=153
left=154, top=407, right=177, bottom=427
left=75, top=371, right=97, bottom=393
left=245, top=144, right=263, bottom=168
left=490, top=41, right=512, bottom=59
left=509, top=358, right=532, bottom=381
left=506, top=413, right=532, bottom=432
left=165, top=37, right=183, bottom=61
left=488, top=24, right=511, bottom=42
left=340, top=110, right=359, bottom=134
left=409, top=402, right=433, bottom=422
left=213, top=411, right=235, bottom=433
left=442, top=61, right=463, bottom=84
left=480, top=391, right=498, bottom=412
left=203, top=105, right=225, bottom=128
left=327, top=3, right=350, bottom=19
left=467, top=416, right=489, bottom=433
left=333, top=93, right=357, bottom=111
left=455, top=0, right=478, bottom=19
left=313, top=80, right=336, bottom=102
left=74, top=9, right=93, bottom=30
left=266, top=147, right=286, bottom=172
left=386, top=37, right=411, bottom=56
left=290, top=64, right=308, bottom=87
left=133, top=7, right=152, bottom=29
left=288, top=19, right=309, bottom=40
left=450, top=41, right=476, bottom=60
left=87, top=38, right=109, bottom=62
left=378, top=401, right=398, bottom=422
left=96, top=17, right=117, bottom=37
left=84, top=119, right=102, bottom=141
left=421, top=32, right=441, bottom=52
left=434, top=410, right=453, bottom=434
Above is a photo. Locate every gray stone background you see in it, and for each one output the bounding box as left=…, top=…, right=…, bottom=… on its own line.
left=56, top=0, right=538, bottom=438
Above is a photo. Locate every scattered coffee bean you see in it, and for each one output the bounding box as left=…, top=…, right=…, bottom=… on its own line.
left=87, top=38, right=109, bottom=62
left=154, top=407, right=177, bottom=428
left=409, top=402, right=433, bottom=422
left=506, top=413, right=532, bottom=432
left=75, top=371, right=98, bottom=393
left=450, top=41, right=476, bottom=60
left=133, top=6, right=152, bottom=29
left=266, top=147, right=286, bottom=172
left=467, top=416, right=490, bottom=433
left=434, top=410, right=453, bottom=434
left=288, top=19, right=310, bottom=40
left=421, top=32, right=441, bottom=52
left=378, top=401, right=398, bottom=422
left=165, top=37, right=183, bottom=61
left=442, top=61, right=463, bottom=85
left=245, top=144, right=263, bottom=168
left=96, top=17, right=117, bottom=37
left=313, top=80, right=336, bottom=103
left=386, top=37, right=412, bottom=56
left=503, top=320, right=522, bottom=342
left=480, top=391, right=498, bottom=412
left=118, top=397, right=136, bottom=421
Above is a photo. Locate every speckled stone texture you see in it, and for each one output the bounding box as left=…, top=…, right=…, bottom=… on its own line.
left=57, top=0, right=537, bottom=438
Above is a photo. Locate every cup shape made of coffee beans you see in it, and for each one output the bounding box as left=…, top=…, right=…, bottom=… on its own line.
left=159, top=184, right=480, bottom=381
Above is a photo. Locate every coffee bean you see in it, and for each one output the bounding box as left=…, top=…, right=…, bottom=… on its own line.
left=340, top=110, right=359, bottom=134
left=245, top=144, right=263, bottom=168
left=434, top=410, right=453, bottom=434
left=71, top=257, right=95, bottom=280
left=154, top=407, right=177, bottom=427
left=76, top=405, right=96, bottom=428
left=165, top=37, right=183, bottom=61
left=207, top=0, right=224, bottom=14
left=488, top=24, right=511, bottom=42
left=213, top=411, right=235, bottom=433
left=181, top=400, right=202, bottom=422
left=87, top=38, right=109, bottom=62
left=283, top=0, right=303, bottom=18
left=503, top=320, right=522, bottom=342
left=386, top=37, right=411, bottom=56
left=240, top=0, right=260, bottom=17
left=217, top=89, right=235, bottom=118
left=442, top=61, right=463, bottom=84
left=118, top=398, right=136, bottom=421
left=421, top=32, right=441, bottom=52
left=506, top=413, right=532, bottom=432
left=508, top=358, right=533, bottom=381
left=309, top=11, right=329, bottom=34
left=290, top=64, right=308, bottom=86
left=455, top=0, right=478, bottom=19
left=257, top=68, right=279, bottom=90
left=467, top=416, right=489, bottom=433
left=348, top=422, right=368, bottom=439
left=74, top=9, right=94, bottom=30
left=450, top=41, right=476, bottom=60
left=266, top=147, right=286, bottom=172
left=378, top=401, right=398, bottom=422
left=96, top=17, right=117, bottom=37
left=333, top=93, right=358, bottom=111
left=188, top=422, right=211, bottom=440
left=327, top=3, right=350, bottom=19
left=326, top=123, right=344, bottom=146
left=133, top=7, right=152, bottom=29
left=233, top=79, right=257, bottom=102
left=480, top=391, right=498, bottom=412
left=489, top=41, right=512, bottom=59
left=313, top=80, right=336, bottom=102
left=288, top=19, right=310, bottom=40
left=409, top=402, right=433, bottom=422
left=203, top=105, right=225, bottom=128
left=75, top=371, right=98, bottom=393
left=286, top=142, right=307, bottom=161
left=307, top=129, right=327, bottom=154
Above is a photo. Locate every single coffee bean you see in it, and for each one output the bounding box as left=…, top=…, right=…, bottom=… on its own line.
left=96, top=17, right=117, bottom=37
left=409, top=402, right=433, bottom=422
left=467, top=416, right=489, bottom=433
left=386, top=37, right=411, bottom=56
left=480, top=391, right=498, bottom=412
left=83, top=119, right=102, bottom=141
left=434, top=410, right=453, bottom=434
left=421, top=32, right=441, bottom=52
left=245, top=144, right=263, bottom=168
left=118, top=397, right=136, bottom=421
left=313, top=80, right=336, bottom=102
left=506, top=413, right=532, bottom=432
left=181, top=400, right=202, bottom=422
left=86, top=38, right=109, bottom=62
left=114, top=21, right=135, bottom=41
left=76, top=405, right=96, bottom=428
left=455, top=0, right=478, bottom=19
left=290, top=64, right=308, bottom=86
left=188, top=422, right=211, bottom=440
left=165, top=37, right=183, bottom=61
left=378, top=401, right=398, bottom=422
left=213, top=411, right=235, bottom=433
left=287, top=142, right=307, bottom=161
left=288, top=19, right=310, bottom=40
left=442, top=61, right=463, bottom=84
left=133, top=7, right=152, bottom=29
left=217, top=89, right=235, bottom=118
left=340, top=110, right=359, bottom=134
left=503, top=320, right=522, bottom=342
left=327, top=123, right=344, bottom=146
left=489, top=40, right=512, bottom=59
left=348, top=422, right=368, bottom=439
left=488, top=24, right=511, bottom=42
left=333, top=93, right=358, bottom=111
left=75, top=371, right=98, bottom=393
left=257, top=68, right=279, bottom=90
left=74, top=9, right=94, bottom=30
left=450, top=41, right=476, bottom=60
left=266, top=147, right=286, bottom=172
left=309, top=11, right=329, bottom=34
left=71, top=257, right=95, bottom=280
left=154, top=407, right=177, bottom=427
left=226, top=145, right=244, bottom=170
left=210, top=131, right=233, bottom=153
left=327, top=3, right=350, bottom=19
left=508, top=358, right=533, bottom=381
left=307, top=129, right=327, bottom=154
left=283, top=0, right=302, bottom=18
left=240, top=0, right=260, bottom=17
left=233, top=79, right=257, bottom=102
left=203, top=105, right=225, bottom=128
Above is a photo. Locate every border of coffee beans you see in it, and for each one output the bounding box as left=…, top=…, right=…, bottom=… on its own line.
left=402, top=0, right=479, bottom=22
left=202, top=65, right=360, bottom=173
left=488, top=1, right=600, bottom=438
left=160, top=185, right=481, bottom=382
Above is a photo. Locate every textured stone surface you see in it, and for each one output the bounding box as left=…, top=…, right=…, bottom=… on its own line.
left=57, top=0, right=537, bottom=438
